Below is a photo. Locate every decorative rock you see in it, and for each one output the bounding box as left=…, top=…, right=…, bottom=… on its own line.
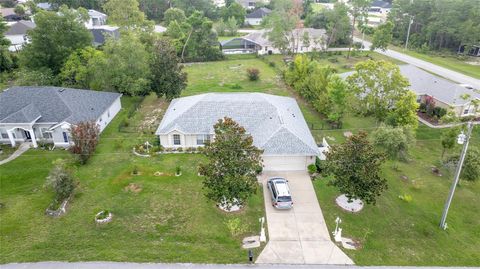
left=343, top=131, right=353, bottom=138
left=341, top=237, right=359, bottom=250
left=132, top=148, right=150, bottom=158
left=154, top=171, right=164, bottom=176
left=336, top=194, right=364, bottom=213
left=46, top=199, right=69, bottom=217
left=242, top=236, right=261, bottom=249
left=218, top=198, right=242, bottom=212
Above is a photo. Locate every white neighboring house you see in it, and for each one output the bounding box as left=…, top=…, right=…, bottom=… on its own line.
left=84, top=9, right=120, bottom=46
left=221, top=28, right=327, bottom=55
left=236, top=0, right=270, bottom=10
left=245, top=7, right=271, bottom=26
left=212, top=0, right=226, bottom=7
left=367, top=0, right=392, bottom=27
left=85, top=9, right=108, bottom=28
left=4, top=20, right=35, bottom=52
left=155, top=93, right=320, bottom=171
left=0, top=87, right=122, bottom=148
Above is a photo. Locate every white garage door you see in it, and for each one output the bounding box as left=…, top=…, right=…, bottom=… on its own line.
left=263, top=156, right=310, bottom=171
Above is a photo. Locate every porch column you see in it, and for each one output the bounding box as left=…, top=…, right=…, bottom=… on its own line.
left=6, top=129, right=16, bottom=147
left=29, top=129, right=38, bottom=148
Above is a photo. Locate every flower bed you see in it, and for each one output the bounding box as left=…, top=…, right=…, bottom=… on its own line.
left=95, top=210, right=113, bottom=224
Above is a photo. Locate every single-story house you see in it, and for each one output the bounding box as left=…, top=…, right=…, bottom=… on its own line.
left=245, top=7, right=271, bottom=26
left=367, top=0, right=391, bottom=27
left=90, top=25, right=120, bottom=46
left=4, top=20, right=35, bottom=52
left=85, top=9, right=108, bottom=28
left=236, top=0, right=270, bottom=10
left=155, top=93, right=320, bottom=171
left=221, top=28, right=327, bottom=55
left=341, top=64, right=480, bottom=117
left=0, top=87, right=122, bottom=148
left=36, top=2, right=53, bottom=10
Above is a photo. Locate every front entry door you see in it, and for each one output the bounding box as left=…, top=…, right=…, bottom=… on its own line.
left=24, top=130, right=31, bottom=140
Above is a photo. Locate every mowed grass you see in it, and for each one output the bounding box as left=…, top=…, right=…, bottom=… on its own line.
left=0, top=97, right=265, bottom=264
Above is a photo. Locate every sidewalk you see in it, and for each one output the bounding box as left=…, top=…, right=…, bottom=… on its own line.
left=0, top=143, right=30, bottom=166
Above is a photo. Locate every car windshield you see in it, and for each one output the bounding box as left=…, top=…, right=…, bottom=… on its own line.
left=278, top=196, right=292, bottom=202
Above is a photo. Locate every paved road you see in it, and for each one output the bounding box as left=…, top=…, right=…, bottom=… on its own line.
left=256, top=171, right=353, bottom=265
left=355, top=38, right=480, bottom=89
left=1, top=263, right=477, bottom=269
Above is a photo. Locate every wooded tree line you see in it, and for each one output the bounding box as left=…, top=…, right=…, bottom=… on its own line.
left=389, top=0, right=480, bottom=51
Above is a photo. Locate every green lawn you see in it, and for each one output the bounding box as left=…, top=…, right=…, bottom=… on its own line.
left=0, top=96, right=265, bottom=264
left=0, top=145, right=18, bottom=161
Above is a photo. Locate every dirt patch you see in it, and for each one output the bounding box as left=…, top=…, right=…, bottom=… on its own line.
left=154, top=171, right=174, bottom=177
left=124, top=183, right=142, bottom=193
left=400, top=175, right=409, bottom=183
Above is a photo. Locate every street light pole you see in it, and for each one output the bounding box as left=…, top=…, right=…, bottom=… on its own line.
left=404, top=0, right=414, bottom=50
left=439, top=122, right=474, bottom=230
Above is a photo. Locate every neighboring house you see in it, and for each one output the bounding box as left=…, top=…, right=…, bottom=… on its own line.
left=212, top=0, right=226, bottom=7
left=36, top=2, right=53, bottom=10
left=0, top=87, right=122, bottom=148
left=155, top=93, right=320, bottom=171
left=245, top=7, right=271, bottom=26
left=85, top=9, right=107, bottom=28
left=341, top=64, right=480, bottom=118
left=4, top=20, right=35, bottom=52
left=221, top=28, right=327, bottom=55
left=154, top=25, right=167, bottom=33
left=459, top=44, right=480, bottom=57
left=90, top=25, right=120, bottom=46
left=236, top=0, right=269, bottom=10
left=0, top=8, right=15, bottom=19
left=367, top=0, right=392, bottom=27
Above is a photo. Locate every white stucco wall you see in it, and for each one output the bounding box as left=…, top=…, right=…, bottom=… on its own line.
left=6, top=35, right=27, bottom=51
left=95, top=96, right=122, bottom=132
left=245, top=18, right=263, bottom=26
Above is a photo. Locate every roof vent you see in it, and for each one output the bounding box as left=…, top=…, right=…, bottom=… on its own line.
left=91, top=107, right=94, bottom=111
left=59, top=88, right=66, bottom=92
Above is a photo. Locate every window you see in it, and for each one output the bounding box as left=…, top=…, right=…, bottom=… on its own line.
left=464, top=108, right=470, bottom=115
left=173, top=134, right=181, bottom=145
left=196, top=134, right=211, bottom=145
left=41, top=128, right=52, bottom=139
left=0, top=128, right=8, bottom=139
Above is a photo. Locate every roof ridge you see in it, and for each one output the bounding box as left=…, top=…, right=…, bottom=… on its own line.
left=52, top=88, right=75, bottom=123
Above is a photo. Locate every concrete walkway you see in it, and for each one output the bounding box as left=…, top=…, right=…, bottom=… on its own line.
left=355, top=38, right=480, bottom=89
left=417, top=117, right=480, bottom=129
left=0, top=143, right=30, bottom=166
left=256, top=171, right=353, bottom=265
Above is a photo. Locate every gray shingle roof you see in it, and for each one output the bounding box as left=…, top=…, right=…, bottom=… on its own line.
left=90, top=26, right=120, bottom=46
left=340, top=65, right=480, bottom=106
left=239, top=28, right=327, bottom=47
left=246, top=7, right=271, bottom=19
left=5, top=20, right=36, bottom=36
left=371, top=0, right=392, bottom=8
left=0, top=86, right=121, bottom=124
left=156, top=93, right=320, bottom=156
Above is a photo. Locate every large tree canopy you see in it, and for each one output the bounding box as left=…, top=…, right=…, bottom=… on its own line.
left=19, top=7, right=92, bottom=75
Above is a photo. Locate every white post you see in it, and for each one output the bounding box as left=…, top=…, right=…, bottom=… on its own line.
left=6, top=129, right=16, bottom=147
left=29, top=129, right=38, bottom=148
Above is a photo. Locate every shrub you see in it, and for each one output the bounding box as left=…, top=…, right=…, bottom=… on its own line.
left=268, top=61, right=276, bottom=67
left=46, top=159, right=75, bottom=203
left=419, top=103, right=427, bottom=112
left=177, top=147, right=183, bottom=152
left=398, top=194, right=413, bottom=203
left=308, top=164, right=317, bottom=174
left=132, top=165, right=139, bottom=175
left=97, top=210, right=110, bottom=220
left=175, top=166, right=181, bottom=175
left=225, top=218, right=247, bottom=236
left=69, top=121, right=100, bottom=164
left=433, top=107, right=447, bottom=118
left=315, top=156, right=323, bottom=173
left=246, top=68, right=260, bottom=81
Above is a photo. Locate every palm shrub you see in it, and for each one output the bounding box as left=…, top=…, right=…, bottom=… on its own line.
left=246, top=68, right=260, bottom=81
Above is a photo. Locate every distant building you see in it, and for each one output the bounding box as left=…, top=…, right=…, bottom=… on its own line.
left=84, top=10, right=120, bottom=46
left=85, top=9, right=107, bottom=28
left=36, top=2, right=53, bottom=10
left=221, top=28, right=327, bottom=55
left=245, top=7, right=271, bottom=26
left=367, top=0, right=392, bottom=27
left=212, top=0, right=226, bottom=7
left=5, top=20, right=36, bottom=52
left=236, top=0, right=270, bottom=10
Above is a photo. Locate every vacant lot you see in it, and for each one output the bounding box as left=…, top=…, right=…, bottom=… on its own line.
left=0, top=96, right=265, bottom=264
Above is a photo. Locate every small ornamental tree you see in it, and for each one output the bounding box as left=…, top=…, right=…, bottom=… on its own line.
left=199, top=117, right=263, bottom=209
left=371, top=124, right=415, bottom=168
left=440, top=127, right=459, bottom=158
left=446, top=147, right=480, bottom=182
left=325, top=131, right=387, bottom=205
left=69, top=121, right=100, bottom=164
left=46, top=159, right=75, bottom=203
left=246, top=68, right=260, bottom=81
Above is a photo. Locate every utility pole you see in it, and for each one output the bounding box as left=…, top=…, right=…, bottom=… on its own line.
left=439, top=122, right=474, bottom=230
left=404, top=0, right=414, bottom=50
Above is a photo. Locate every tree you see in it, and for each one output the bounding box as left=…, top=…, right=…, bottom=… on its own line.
left=387, top=90, right=419, bottom=128
left=371, top=124, right=415, bottom=167
left=324, top=76, right=349, bottom=126
left=14, top=5, right=26, bottom=16
left=325, top=131, right=387, bottom=205
left=150, top=37, right=187, bottom=100
left=371, top=21, right=394, bottom=51
left=440, top=127, right=459, bottom=158
left=164, top=7, right=186, bottom=26
left=47, top=0, right=104, bottom=9
left=0, top=16, right=13, bottom=72
left=264, top=0, right=301, bottom=55
left=18, top=7, right=91, bottom=75
left=139, top=0, right=170, bottom=22
left=60, top=47, right=104, bottom=89
left=305, top=3, right=350, bottom=47
left=46, top=159, right=76, bottom=202
left=90, top=33, right=151, bottom=95
left=69, top=121, right=100, bottom=164
left=347, top=0, right=372, bottom=58
left=199, top=117, right=263, bottom=209
left=221, top=2, right=245, bottom=26
left=347, top=60, right=410, bottom=122
left=215, top=20, right=226, bottom=36
left=225, top=16, right=238, bottom=36
left=103, top=0, right=146, bottom=27
left=171, top=0, right=217, bottom=19
left=446, top=147, right=480, bottom=182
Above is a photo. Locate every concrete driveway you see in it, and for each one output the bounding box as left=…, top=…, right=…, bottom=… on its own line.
left=256, top=171, right=353, bottom=265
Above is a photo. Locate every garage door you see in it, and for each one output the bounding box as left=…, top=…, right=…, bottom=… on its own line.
left=263, top=156, right=309, bottom=171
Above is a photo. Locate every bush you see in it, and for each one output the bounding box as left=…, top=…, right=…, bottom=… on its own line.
left=308, top=164, right=317, bottom=174
left=175, top=166, right=181, bottom=175
left=268, top=61, right=276, bottom=67
left=419, top=103, right=427, bottom=112
left=46, top=159, right=75, bottom=202
left=315, top=156, right=323, bottom=173
left=246, top=68, right=260, bottom=81
left=225, top=218, right=247, bottom=236
left=398, top=194, right=413, bottom=203
left=97, top=210, right=110, bottom=220
left=433, top=107, right=447, bottom=118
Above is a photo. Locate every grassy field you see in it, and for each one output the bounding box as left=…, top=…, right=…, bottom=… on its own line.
left=0, top=96, right=265, bottom=264
left=0, top=145, right=18, bottom=161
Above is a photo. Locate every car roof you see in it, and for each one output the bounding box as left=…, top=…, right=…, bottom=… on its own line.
left=270, top=178, right=290, bottom=196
